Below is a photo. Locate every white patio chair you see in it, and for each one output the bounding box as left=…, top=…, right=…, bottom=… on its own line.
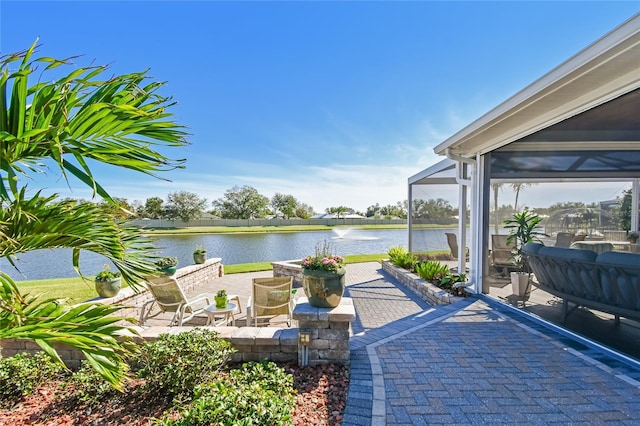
left=139, top=276, right=239, bottom=326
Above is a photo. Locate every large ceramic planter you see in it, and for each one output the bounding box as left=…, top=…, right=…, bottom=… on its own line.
left=193, top=252, right=207, bottom=264
left=302, top=268, right=346, bottom=308
left=159, top=266, right=177, bottom=276
left=95, top=278, right=121, bottom=298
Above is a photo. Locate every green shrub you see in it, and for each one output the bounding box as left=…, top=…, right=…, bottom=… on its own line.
left=414, top=260, right=449, bottom=282
left=438, top=273, right=467, bottom=289
left=135, top=328, right=235, bottom=398
left=64, top=360, right=120, bottom=405
left=0, top=352, right=64, bottom=406
left=156, top=360, right=295, bottom=426
left=387, top=246, right=418, bottom=270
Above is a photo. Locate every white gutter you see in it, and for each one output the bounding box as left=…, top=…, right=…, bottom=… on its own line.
left=445, top=148, right=477, bottom=280
left=446, top=148, right=476, bottom=186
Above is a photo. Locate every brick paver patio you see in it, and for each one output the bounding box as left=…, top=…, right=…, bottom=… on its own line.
left=341, top=263, right=640, bottom=425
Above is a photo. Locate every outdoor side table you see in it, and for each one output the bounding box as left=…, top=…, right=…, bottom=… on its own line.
left=204, top=303, right=237, bottom=326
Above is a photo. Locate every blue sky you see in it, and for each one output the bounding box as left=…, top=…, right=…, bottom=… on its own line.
left=2, top=1, right=638, bottom=213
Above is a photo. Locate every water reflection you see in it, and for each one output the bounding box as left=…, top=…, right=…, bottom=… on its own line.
left=1, top=228, right=457, bottom=281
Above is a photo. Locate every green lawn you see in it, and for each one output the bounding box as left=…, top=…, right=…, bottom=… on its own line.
left=16, top=254, right=391, bottom=303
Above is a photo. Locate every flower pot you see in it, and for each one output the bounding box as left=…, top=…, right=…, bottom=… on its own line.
left=215, top=296, right=227, bottom=308
left=160, top=266, right=177, bottom=276
left=95, top=277, right=121, bottom=298
left=193, top=252, right=207, bottom=264
left=510, top=272, right=530, bottom=297
left=302, top=268, right=346, bottom=308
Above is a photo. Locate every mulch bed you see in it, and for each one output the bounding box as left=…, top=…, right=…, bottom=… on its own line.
left=0, top=362, right=349, bottom=425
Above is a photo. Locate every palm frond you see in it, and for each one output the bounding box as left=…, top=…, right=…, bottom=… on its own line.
left=0, top=40, right=189, bottom=202
left=0, top=272, right=136, bottom=390
left=0, top=189, right=159, bottom=290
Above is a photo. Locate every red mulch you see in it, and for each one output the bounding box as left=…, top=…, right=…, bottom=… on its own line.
left=0, top=362, right=349, bottom=425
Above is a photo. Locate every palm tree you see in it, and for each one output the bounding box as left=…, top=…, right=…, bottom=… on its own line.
left=511, top=183, right=537, bottom=212
left=0, top=41, right=188, bottom=387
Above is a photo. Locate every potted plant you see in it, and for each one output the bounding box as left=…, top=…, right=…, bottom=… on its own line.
left=301, top=240, right=346, bottom=308
left=94, top=264, right=121, bottom=298
left=193, top=246, right=207, bottom=264
left=155, top=256, right=178, bottom=276
left=215, top=289, right=228, bottom=308
left=627, top=232, right=639, bottom=245
left=503, top=209, right=548, bottom=297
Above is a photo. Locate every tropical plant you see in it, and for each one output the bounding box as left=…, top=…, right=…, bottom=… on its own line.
left=504, top=209, right=548, bottom=272
left=387, top=246, right=418, bottom=270
left=0, top=41, right=187, bottom=388
left=193, top=245, right=207, bottom=254
left=414, top=260, right=449, bottom=282
left=301, top=241, right=345, bottom=273
left=95, top=264, right=121, bottom=281
left=155, top=257, right=178, bottom=268
left=0, top=273, right=136, bottom=390
left=438, top=273, right=469, bottom=296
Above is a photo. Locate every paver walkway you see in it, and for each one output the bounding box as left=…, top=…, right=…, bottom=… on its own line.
left=341, top=263, right=640, bottom=425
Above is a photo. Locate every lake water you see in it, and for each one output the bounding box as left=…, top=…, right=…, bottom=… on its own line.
left=1, top=228, right=458, bottom=281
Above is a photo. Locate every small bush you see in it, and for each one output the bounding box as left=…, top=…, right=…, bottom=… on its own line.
left=64, top=360, right=120, bottom=406
left=0, top=352, right=64, bottom=406
left=387, top=246, right=418, bottom=270
left=135, top=328, right=235, bottom=398
left=415, top=260, right=449, bottom=282
left=157, top=360, right=295, bottom=426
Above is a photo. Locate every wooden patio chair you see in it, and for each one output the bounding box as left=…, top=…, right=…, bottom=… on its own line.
left=247, top=276, right=294, bottom=327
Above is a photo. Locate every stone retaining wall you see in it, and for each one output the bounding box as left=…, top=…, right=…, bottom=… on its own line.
left=381, top=260, right=464, bottom=305
left=293, top=297, right=355, bottom=366
left=1, top=262, right=356, bottom=368
left=95, top=258, right=225, bottom=321
left=272, top=259, right=303, bottom=287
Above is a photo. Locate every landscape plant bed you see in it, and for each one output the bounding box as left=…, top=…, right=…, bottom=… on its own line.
left=0, top=361, right=349, bottom=425
left=382, top=258, right=469, bottom=305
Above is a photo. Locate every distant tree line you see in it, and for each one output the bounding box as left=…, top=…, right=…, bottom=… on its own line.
left=70, top=185, right=638, bottom=229
left=65, top=185, right=426, bottom=222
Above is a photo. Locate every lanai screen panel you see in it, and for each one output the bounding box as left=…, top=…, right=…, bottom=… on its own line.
left=409, top=161, right=461, bottom=254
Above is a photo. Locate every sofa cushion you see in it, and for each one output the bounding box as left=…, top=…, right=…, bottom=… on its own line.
left=538, top=247, right=598, bottom=297
left=596, top=252, right=640, bottom=309
left=539, top=246, right=598, bottom=262
left=522, top=242, right=544, bottom=255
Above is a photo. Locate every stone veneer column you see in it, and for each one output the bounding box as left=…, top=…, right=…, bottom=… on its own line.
left=292, top=297, right=355, bottom=366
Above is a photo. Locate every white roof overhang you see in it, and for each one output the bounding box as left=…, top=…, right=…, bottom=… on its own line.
left=434, top=14, right=640, bottom=157
left=408, top=158, right=456, bottom=185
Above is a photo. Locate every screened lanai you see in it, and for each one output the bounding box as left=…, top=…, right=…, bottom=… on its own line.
left=409, top=14, right=640, bottom=299
left=408, top=14, right=640, bottom=359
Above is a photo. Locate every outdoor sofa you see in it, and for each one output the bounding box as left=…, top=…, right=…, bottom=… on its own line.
left=522, top=242, right=640, bottom=324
